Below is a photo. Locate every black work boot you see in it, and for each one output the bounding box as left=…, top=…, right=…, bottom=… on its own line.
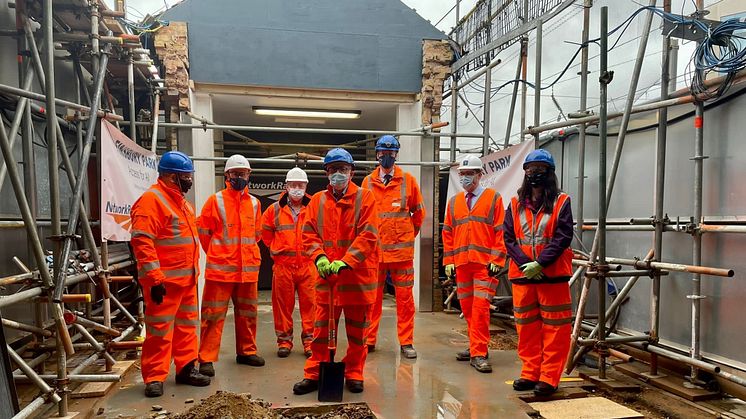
left=534, top=381, right=557, bottom=397
left=456, top=348, right=470, bottom=361
left=292, top=378, right=318, bottom=395
left=400, top=345, right=417, bottom=359
left=346, top=379, right=364, bottom=393
left=367, top=344, right=376, bottom=353
left=144, top=381, right=163, bottom=397
left=470, top=356, right=493, bottom=373
left=199, top=362, right=215, bottom=377
left=236, top=354, right=266, bottom=366
left=175, top=360, right=211, bottom=386
left=277, top=347, right=291, bottom=358
left=513, top=378, right=537, bottom=391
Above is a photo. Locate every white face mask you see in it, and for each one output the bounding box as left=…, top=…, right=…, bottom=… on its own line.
left=460, top=175, right=476, bottom=189
left=329, top=172, right=350, bottom=190
left=288, top=188, right=305, bottom=200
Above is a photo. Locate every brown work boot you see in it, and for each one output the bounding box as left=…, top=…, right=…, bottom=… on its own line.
left=175, top=361, right=211, bottom=386
left=144, top=381, right=163, bottom=397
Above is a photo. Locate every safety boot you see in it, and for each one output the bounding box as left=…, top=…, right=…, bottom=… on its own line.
left=175, top=360, right=211, bottom=386
left=534, top=381, right=557, bottom=397
left=236, top=354, right=266, bottom=366
left=277, top=347, right=291, bottom=358
left=470, top=356, right=492, bottom=373
left=512, top=378, right=537, bottom=391
left=199, top=362, right=215, bottom=377
left=346, top=379, right=364, bottom=393
left=144, top=381, right=163, bottom=397
left=292, top=378, right=318, bottom=395
left=457, top=349, right=488, bottom=361
left=400, top=345, right=417, bottom=359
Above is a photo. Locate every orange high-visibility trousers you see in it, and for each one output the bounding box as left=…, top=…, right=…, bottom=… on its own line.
left=141, top=282, right=199, bottom=383
left=456, top=262, right=498, bottom=358
left=367, top=261, right=415, bottom=346
left=303, top=303, right=371, bottom=381
left=512, top=282, right=572, bottom=387
left=199, top=280, right=258, bottom=362
left=272, top=263, right=315, bottom=351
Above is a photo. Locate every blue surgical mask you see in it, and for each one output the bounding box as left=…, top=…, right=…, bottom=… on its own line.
left=460, top=175, right=475, bottom=189
left=329, top=172, right=350, bottom=190
left=229, top=178, right=248, bottom=191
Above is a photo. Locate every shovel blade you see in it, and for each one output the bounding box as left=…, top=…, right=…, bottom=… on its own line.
left=318, top=361, right=345, bottom=402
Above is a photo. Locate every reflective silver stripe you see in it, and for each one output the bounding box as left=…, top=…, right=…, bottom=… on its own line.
left=362, top=176, right=371, bottom=190
left=448, top=196, right=456, bottom=222
left=443, top=225, right=453, bottom=232
left=211, top=237, right=239, bottom=246
left=314, top=320, right=327, bottom=327
left=235, top=297, right=258, bottom=306
left=412, top=202, right=425, bottom=212
left=131, top=230, right=155, bottom=239
left=313, top=337, right=329, bottom=344
left=145, top=314, right=175, bottom=323
left=146, top=324, right=173, bottom=337
left=174, top=318, right=199, bottom=327
left=162, top=268, right=194, bottom=278
left=337, top=239, right=353, bottom=248
left=540, top=303, right=573, bottom=313
left=179, top=304, right=198, bottom=313
left=457, top=290, right=473, bottom=299
left=382, top=241, right=414, bottom=251
left=348, top=248, right=366, bottom=263
left=242, top=266, right=260, bottom=273
left=353, top=189, right=363, bottom=235
left=391, top=268, right=415, bottom=275
left=273, top=202, right=281, bottom=229
left=315, top=283, right=330, bottom=292
left=474, top=279, right=498, bottom=291
left=237, top=309, right=257, bottom=318
left=306, top=243, right=322, bottom=256
left=380, top=211, right=409, bottom=219
left=515, top=314, right=541, bottom=325
left=205, top=263, right=239, bottom=273
left=302, top=225, right=316, bottom=232
left=250, top=195, right=261, bottom=220
left=140, top=261, right=160, bottom=273
left=443, top=250, right=455, bottom=257
left=394, top=280, right=414, bottom=287
left=344, top=318, right=369, bottom=329
left=323, top=240, right=335, bottom=247
left=197, top=228, right=211, bottom=236
left=202, top=312, right=227, bottom=322
left=317, top=195, right=327, bottom=239
left=271, top=249, right=298, bottom=257
left=348, top=335, right=365, bottom=346
left=149, top=188, right=184, bottom=238
left=276, top=335, right=293, bottom=342
left=241, top=237, right=257, bottom=245
left=337, top=282, right=378, bottom=292
left=262, top=225, right=274, bottom=232
left=513, top=302, right=539, bottom=313
left=399, top=176, right=407, bottom=208
left=201, top=300, right=229, bottom=308
left=450, top=244, right=500, bottom=256
left=276, top=225, right=295, bottom=231
left=362, top=224, right=378, bottom=235
left=474, top=290, right=494, bottom=299
left=155, top=236, right=195, bottom=246
left=542, top=317, right=573, bottom=326
left=215, top=190, right=232, bottom=240
left=494, top=225, right=504, bottom=232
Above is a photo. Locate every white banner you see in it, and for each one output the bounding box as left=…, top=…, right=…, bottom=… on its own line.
left=446, top=139, right=535, bottom=207
left=100, top=120, right=157, bottom=241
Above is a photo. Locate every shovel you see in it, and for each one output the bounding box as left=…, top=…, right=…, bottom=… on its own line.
left=318, top=279, right=345, bottom=402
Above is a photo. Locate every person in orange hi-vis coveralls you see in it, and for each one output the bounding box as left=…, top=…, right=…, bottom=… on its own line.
left=262, top=167, right=316, bottom=359
left=196, top=154, right=265, bottom=378
left=131, top=151, right=210, bottom=398
left=362, top=135, right=424, bottom=359
left=504, top=149, right=574, bottom=397
left=292, top=148, right=380, bottom=396
left=442, top=154, right=507, bottom=374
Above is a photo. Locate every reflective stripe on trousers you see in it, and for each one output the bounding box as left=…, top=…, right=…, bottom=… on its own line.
left=199, top=280, right=259, bottom=362
left=455, top=262, right=497, bottom=358
left=367, top=261, right=415, bottom=346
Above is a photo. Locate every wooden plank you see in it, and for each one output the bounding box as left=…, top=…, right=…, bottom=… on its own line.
left=70, top=360, right=136, bottom=399
left=579, top=372, right=641, bottom=392
left=613, top=362, right=719, bottom=401
left=528, top=397, right=644, bottom=419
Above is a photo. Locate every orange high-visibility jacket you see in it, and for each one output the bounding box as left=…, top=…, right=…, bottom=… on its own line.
left=443, top=188, right=507, bottom=268
left=302, top=182, right=380, bottom=305
left=362, top=166, right=425, bottom=263
left=131, top=179, right=200, bottom=287
left=261, top=192, right=312, bottom=265
left=507, top=193, right=573, bottom=279
left=197, top=183, right=262, bottom=283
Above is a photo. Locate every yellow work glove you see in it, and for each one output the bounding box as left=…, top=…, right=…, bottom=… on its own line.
left=488, top=263, right=502, bottom=275
left=445, top=264, right=455, bottom=278
left=316, top=256, right=332, bottom=279
left=329, top=260, right=349, bottom=275
left=520, top=261, right=543, bottom=279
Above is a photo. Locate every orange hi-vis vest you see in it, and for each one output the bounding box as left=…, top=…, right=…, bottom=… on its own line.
left=302, top=182, right=380, bottom=305
left=508, top=193, right=573, bottom=279
left=131, top=179, right=200, bottom=287
left=198, top=183, right=262, bottom=283
left=362, top=166, right=425, bottom=263
left=443, top=188, right=507, bottom=268
left=261, top=192, right=312, bottom=265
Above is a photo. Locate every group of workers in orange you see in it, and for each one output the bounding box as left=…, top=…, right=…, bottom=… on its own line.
left=131, top=133, right=573, bottom=399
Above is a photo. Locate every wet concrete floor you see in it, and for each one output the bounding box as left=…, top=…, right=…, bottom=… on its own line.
left=95, top=292, right=530, bottom=418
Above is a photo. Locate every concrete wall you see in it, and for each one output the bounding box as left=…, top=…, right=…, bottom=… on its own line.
left=554, top=90, right=746, bottom=369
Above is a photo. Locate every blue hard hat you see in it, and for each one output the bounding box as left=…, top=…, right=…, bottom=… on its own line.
left=158, top=151, right=194, bottom=174
left=323, top=148, right=355, bottom=168
left=375, top=135, right=400, bottom=151
left=523, top=149, right=555, bottom=170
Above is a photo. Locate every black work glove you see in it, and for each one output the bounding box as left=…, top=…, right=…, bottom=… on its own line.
left=151, top=284, right=166, bottom=305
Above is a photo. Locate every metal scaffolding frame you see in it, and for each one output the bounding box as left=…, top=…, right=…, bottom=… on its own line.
left=448, top=0, right=746, bottom=396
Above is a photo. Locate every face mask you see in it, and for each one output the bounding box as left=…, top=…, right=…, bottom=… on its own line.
left=177, top=177, right=193, bottom=194
left=527, top=172, right=548, bottom=187
left=460, top=175, right=475, bottom=189
left=329, top=172, right=350, bottom=190
left=379, top=154, right=395, bottom=169
left=288, top=188, right=305, bottom=200
left=229, top=178, right=248, bottom=191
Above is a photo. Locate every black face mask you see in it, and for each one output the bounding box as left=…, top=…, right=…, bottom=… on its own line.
left=177, top=177, right=193, bottom=194
left=527, top=171, right=549, bottom=187
left=229, top=178, right=249, bottom=191
left=379, top=155, right=395, bottom=169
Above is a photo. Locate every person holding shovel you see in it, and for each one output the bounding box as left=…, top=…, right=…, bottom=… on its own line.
left=292, top=148, right=380, bottom=396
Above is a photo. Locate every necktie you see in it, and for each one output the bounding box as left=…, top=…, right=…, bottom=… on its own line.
left=466, top=192, right=475, bottom=210
left=383, top=174, right=392, bottom=185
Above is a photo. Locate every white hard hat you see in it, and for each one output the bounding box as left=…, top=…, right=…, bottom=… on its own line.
left=458, top=155, right=483, bottom=172
left=224, top=154, right=251, bottom=172
left=285, top=167, right=308, bottom=183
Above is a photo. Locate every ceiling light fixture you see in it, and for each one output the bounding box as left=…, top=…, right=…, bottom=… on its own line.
left=253, top=106, right=361, bottom=119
